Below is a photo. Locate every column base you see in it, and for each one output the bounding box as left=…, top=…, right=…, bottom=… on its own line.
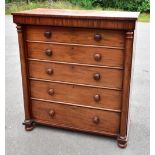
left=22, top=119, right=35, bottom=131
left=117, top=136, right=128, bottom=148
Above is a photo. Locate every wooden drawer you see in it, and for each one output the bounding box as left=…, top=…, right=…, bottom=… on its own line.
left=25, top=26, right=125, bottom=48
left=30, top=80, right=122, bottom=110
left=27, top=42, right=124, bottom=68
left=31, top=100, right=120, bottom=134
left=28, top=61, right=123, bottom=89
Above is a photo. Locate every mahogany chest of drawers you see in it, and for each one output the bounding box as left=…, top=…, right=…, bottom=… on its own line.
left=12, top=9, right=139, bottom=148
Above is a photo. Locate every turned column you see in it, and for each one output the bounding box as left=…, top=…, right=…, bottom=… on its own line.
left=117, top=31, right=134, bottom=148
left=16, top=25, right=34, bottom=131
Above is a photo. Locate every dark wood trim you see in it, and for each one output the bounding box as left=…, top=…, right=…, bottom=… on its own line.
left=118, top=31, right=134, bottom=148
left=13, top=16, right=137, bottom=30
left=117, top=136, right=127, bottom=148
left=31, top=97, right=121, bottom=113
left=27, top=58, right=124, bottom=70
left=29, top=77, right=122, bottom=91
left=16, top=25, right=32, bottom=122
left=22, top=119, right=35, bottom=131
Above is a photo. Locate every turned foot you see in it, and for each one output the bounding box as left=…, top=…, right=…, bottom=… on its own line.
left=22, top=120, right=35, bottom=131
left=117, top=136, right=127, bottom=148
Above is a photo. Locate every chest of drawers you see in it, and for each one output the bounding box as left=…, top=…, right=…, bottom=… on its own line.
left=12, top=8, right=139, bottom=148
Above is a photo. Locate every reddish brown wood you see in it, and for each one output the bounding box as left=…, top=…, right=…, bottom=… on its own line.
left=25, top=26, right=125, bottom=47
left=12, top=9, right=139, bottom=30
left=31, top=100, right=121, bottom=134
left=29, top=77, right=121, bottom=91
left=16, top=25, right=35, bottom=131
left=12, top=9, right=139, bottom=148
left=12, top=8, right=140, bottom=20
left=28, top=60, right=123, bottom=89
left=117, top=31, right=134, bottom=148
left=27, top=42, right=124, bottom=68
left=33, top=119, right=118, bottom=137
left=30, top=80, right=122, bottom=111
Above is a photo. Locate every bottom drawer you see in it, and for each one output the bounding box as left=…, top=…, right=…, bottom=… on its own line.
left=31, top=100, right=120, bottom=135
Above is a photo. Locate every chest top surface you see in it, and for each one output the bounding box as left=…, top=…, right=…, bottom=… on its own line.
left=12, top=8, right=139, bottom=20
left=12, top=8, right=139, bottom=30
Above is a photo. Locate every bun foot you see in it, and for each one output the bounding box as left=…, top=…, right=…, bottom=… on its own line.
left=117, top=136, right=127, bottom=148
left=23, top=120, right=35, bottom=131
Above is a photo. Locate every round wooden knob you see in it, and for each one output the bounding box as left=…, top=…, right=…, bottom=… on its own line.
left=44, top=31, right=52, bottom=38
left=49, top=110, right=55, bottom=118
left=94, top=73, right=101, bottom=81
left=45, top=49, right=52, bottom=56
left=94, top=94, right=100, bottom=102
left=48, top=89, right=55, bottom=96
left=94, top=34, right=102, bottom=41
left=94, top=53, right=102, bottom=61
left=93, top=116, right=100, bottom=124
left=46, top=68, right=53, bottom=75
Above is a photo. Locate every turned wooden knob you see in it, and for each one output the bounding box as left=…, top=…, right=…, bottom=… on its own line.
left=94, top=53, right=102, bottom=61
left=94, top=34, right=102, bottom=41
left=93, top=73, right=101, bottom=81
left=93, top=116, right=100, bottom=124
left=94, top=94, right=100, bottom=102
left=46, top=68, right=53, bottom=75
left=48, top=89, right=55, bottom=96
left=44, top=31, right=52, bottom=38
left=45, top=49, right=52, bottom=56
left=49, top=110, right=55, bottom=118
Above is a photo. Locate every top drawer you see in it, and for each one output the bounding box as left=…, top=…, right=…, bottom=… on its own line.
left=25, top=26, right=125, bottom=48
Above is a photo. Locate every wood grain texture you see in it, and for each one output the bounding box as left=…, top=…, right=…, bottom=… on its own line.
left=27, top=58, right=123, bottom=70
left=31, top=97, right=121, bottom=113
left=34, top=119, right=118, bottom=137
left=29, top=77, right=121, bottom=90
left=118, top=31, right=134, bottom=148
left=12, top=16, right=136, bottom=30
left=16, top=25, right=31, bottom=119
left=30, top=80, right=122, bottom=110
left=28, top=60, right=123, bottom=89
left=12, top=9, right=139, bottom=147
left=25, top=26, right=125, bottom=48
left=31, top=100, right=121, bottom=134
left=12, top=8, right=140, bottom=20
left=12, top=9, right=139, bottom=30
left=27, top=42, right=124, bottom=68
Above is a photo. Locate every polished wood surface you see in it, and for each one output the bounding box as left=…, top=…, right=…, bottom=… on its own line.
left=28, top=60, right=123, bottom=89
left=26, top=26, right=125, bottom=47
left=30, top=80, right=122, bottom=111
left=27, top=42, right=124, bottom=68
left=118, top=31, right=134, bottom=148
left=13, top=8, right=139, bottom=148
left=12, top=9, right=139, bottom=30
left=31, top=100, right=120, bottom=134
left=16, top=25, right=34, bottom=131
left=12, top=8, right=139, bottom=20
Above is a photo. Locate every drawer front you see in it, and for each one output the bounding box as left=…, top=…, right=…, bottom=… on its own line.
left=27, top=42, right=124, bottom=68
left=28, top=61, right=123, bottom=89
left=30, top=80, right=122, bottom=110
left=26, top=26, right=125, bottom=47
left=31, top=100, right=120, bottom=134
